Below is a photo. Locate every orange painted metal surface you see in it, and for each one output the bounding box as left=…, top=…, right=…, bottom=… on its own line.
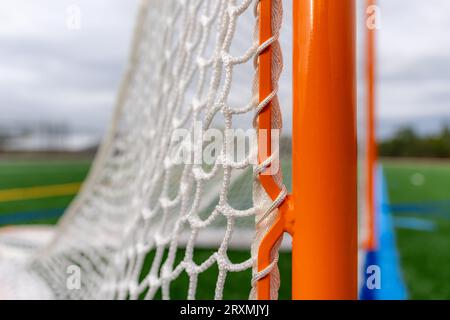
left=363, top=0, right=378, bottom=251
left=257, top=0, right=357, bottom=300
left=256, top=0, right=290, bottom=300
left=292, top=0, right=357, bottom=299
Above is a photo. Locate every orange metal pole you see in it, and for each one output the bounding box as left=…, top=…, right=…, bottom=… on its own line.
left=257, top=0, right=357, bottom=300
left=257, top=0, right=291, bottom=300
left=257, top=0, right=279, bottom=199
left=292, top=0, right=357, bottom=299
left=364, top=0, right=378, bottom=251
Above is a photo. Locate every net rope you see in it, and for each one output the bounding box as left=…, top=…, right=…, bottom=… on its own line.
left=1, top=0, right=286, bottom=300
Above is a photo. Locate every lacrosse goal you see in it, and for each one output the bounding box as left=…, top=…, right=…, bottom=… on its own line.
left=0, top=0, right=357, bottom=300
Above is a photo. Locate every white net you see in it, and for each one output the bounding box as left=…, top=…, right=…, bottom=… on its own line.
left=0, top=0, right=286, bottom=299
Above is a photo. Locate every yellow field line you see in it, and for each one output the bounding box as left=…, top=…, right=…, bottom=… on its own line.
left=0, top=183, right=82, bottom=203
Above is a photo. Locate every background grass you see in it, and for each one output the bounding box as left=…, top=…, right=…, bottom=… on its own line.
left=383, top=160, right=450, bottom=299
left=0, top=160, right=90, bottom=223
left=0, top=158, right=449, bottom=299
left=0, top=160, right=90, bottom=189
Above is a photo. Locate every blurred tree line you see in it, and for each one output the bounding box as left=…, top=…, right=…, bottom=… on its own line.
left=379, top=125, right=450, bottom=158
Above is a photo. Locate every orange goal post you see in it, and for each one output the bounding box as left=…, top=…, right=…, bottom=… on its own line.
left=0, top=0, right=361, bottom=300
left=257, top=0, right=357, bottom=299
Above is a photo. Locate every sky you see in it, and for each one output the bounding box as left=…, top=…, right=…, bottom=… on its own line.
left=372, top=0, right=450, bottom=137
left=0, top=0, right=449, bottom=140
left=0, top=0, right=139, bottom=135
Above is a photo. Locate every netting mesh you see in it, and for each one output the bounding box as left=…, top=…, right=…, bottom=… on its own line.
left=11, top=0, right=287, bottom=300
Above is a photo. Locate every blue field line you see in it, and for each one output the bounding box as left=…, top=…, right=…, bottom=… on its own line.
left=0, top=208, right=65, bottom=225
left=376, top=166, right=408, bottom=299
left=393, top=217, right=436, bottom=232
left=360, top=165, right=408, bottom=300
left=389, top=200, right=450, bottom=214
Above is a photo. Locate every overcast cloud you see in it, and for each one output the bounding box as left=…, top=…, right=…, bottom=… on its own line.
left=0, top=0, right=139, bottom=135
left=0, top=0, right=449, bottom=139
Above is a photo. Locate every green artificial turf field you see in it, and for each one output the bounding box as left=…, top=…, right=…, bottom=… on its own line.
left=382, top=160, right=450, bottom=300
left=0, top=159, right=293, bottom=299
left=0, top=158, right=449, bottom=299
left=0, top=160, right=90, bottom=224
